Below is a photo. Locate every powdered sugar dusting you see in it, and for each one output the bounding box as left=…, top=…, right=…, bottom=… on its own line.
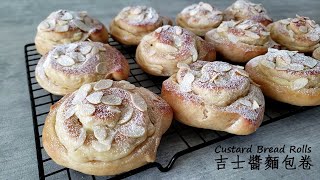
left=115, top=6, right=159, bottom=26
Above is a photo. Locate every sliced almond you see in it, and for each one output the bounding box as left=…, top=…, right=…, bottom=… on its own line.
left=90, top=46, right=99, bottom=55
left=154, top=43, right=178, bottom=53
left=261, top=59, right=275, bottom=69
left=118, top=106, right=134, bottom=124
left=101, top=95, right=122, bottom=106
left=235, top=69, right=249, bottom=77
left=92, top=140, right=111, bottom=152
left=79, top=45, right=92, bottom=55
left=60, top=12, right=73, bottom=20
left=93, top=126, right=107, bottom=141
left=312, top=47, right=320, bottom=60
left=77, top=53, right=86, bottom=62
left=76, top=103, right=96, bottom=116
left=209, top=74, right=219, bottom=83
left=79, top=116, right=93, bottom=125
left=175, top=26, right=183, bottom=35
left=239, top=99, right=252, bottom=107
left=303, top=57, right=318, bottom=68
left=64, top=106, right=76, bottom=119
left=213, top=62, right=232, bottom=72
left=72, top=19, right=91, bottom=31
left=179, top=72, right=195, bottom=93
left=252, top=100, right=260, bottom=110
left=55, top=24, right=69, bottom=32
left=66, top=43, right=78, bottom=52
left=155, top=27, right=162, bottom=33
left=119, top=124, right=146, bottom=138
left=39, top=21, right=50, bottom=30
left=96, top=62, right=109, bottom=74
left=86, top=91, right=103, bottom=104
left=57, top=55, right=75, bottom=66
left=131, top=93, right=148, bottom=111
left=288, top=63, right=304, bottom=71
left=199, top=72, right=210, bottom=82
left=299, top=26, right=308, bottom=33
left=72, top=84, right=91, bottom=105
left=291, top=78, right=308, bottom=90
left=201, top=3, right=213, bottom=12
left=94, top=79, right=113, bottom=90
left=280, top=19, right=290, bottom=25
left=57, top=20, right=68, bottom=26
left=191, top=48, right=198, bottom=62
left=288, top=30, right=295, bottom=41
left=189, top=9, right=198, bottom=16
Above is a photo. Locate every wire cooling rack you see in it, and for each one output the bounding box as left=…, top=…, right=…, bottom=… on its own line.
left=25, top=38, right=314, bottom=180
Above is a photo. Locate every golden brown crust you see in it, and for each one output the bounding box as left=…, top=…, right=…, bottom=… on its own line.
left=223, top=0, right=272, bottom=26
left=35, top=42, right=129, bottom=95
left=43, top=81, right=173, bottom=176
left=109, top=6, right=172, bottom=45
left=205, top=20, right=269, bottom=63
left=270, top=15, right=320, bottom=53
left=176, top=2, right=223, bottom=36
left=161, top=61, right=265, bottom=135
left=136, top=25, right=216, bottom=76
left=245, top=48, right=320, bottom=106
left=35, top=10, right=109, bottom=55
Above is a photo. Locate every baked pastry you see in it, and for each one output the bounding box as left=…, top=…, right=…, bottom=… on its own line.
left=246, top=48, right=320, bottom=106
left=35, top=10, right=109, bottom=55
left=224, top=0, right=272, bottom=26
left=110, top=6, right=172, bottom=45
left=176, top=2, right=223, bottom=36
left=35, top=42, right=129, bottom=95
left=205, top=20, right=270, bottom=63
left=136, top=25, right=216, bottom=76
left=162, top=61, right=265, bottom=135
left=43, top=80, right=173, bottom=175
left=270, top=15, right=320, bottom=53
left=313, top=47, right=320, bottom=60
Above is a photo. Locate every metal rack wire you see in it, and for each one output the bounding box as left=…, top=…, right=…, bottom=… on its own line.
left=25, top=38, right=313, bottom=180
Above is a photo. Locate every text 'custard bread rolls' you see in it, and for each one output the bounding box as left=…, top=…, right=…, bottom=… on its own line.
left=35, top=10, right=109, bottom=55
left=246, top=48, right=320, bottom=106
left=205, top=20, right=270, bottom=63
left=136, top=25, right=216, bottom=76
left=223, top=0, right=272, bottom=26
left=42, top=80, right=173, bottom=176
left=110, top=6, right=172, bottom=45
left=176, top=2, right=223, bottom=36
left=35, top=42, right=129, bottom=95
left=270, top=15, right=320, bottom=54
left=161, top=61, right=265, bottom=135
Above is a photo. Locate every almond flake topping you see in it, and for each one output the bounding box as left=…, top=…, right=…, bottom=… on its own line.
left=94, top=79, right=113, bottom=90
left=118, top=106, right=134, bottom=124
left=86, top=91, right=103, bottom=104
left=288, top=63, right=304, bottom=71
left=252, top=100, right=260, bottom=110
left=179, top=72, right=195, bottom=93
left=93, top=126, right=107, bottom=141
left=101, top=95, right=122, bottom=106
left=57, top=55, right=75, bottom=66
left=76, top=103, right=96, bottom=116
left=96, top=62, right=109, bottom=74
left=79, top=45, right=92, bottom=54
left=130, top=93, right=148, bottom=111
left=239, top=99, right=252, bottom=107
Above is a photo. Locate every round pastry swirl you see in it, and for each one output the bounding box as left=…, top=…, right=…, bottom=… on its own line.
left=205, top=20, right=270, bottom=62
left=42, top=80, right=173, bottom=175
left=246, top=48, right=320, bottom=106
left=110, top=6, right=172, bottom=45
left=35, top=10, right=109, bottom=55
left=176, top=2, right=223, bottom=36
left=223, top=0, right=272, bottom=26
left=35, top=42, right=129, bottom=95
left=136, top=25, right=216, bottom=76
left=162, top=61, right=265, bottom=135
left=270, top=15, right=320, bottom=53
